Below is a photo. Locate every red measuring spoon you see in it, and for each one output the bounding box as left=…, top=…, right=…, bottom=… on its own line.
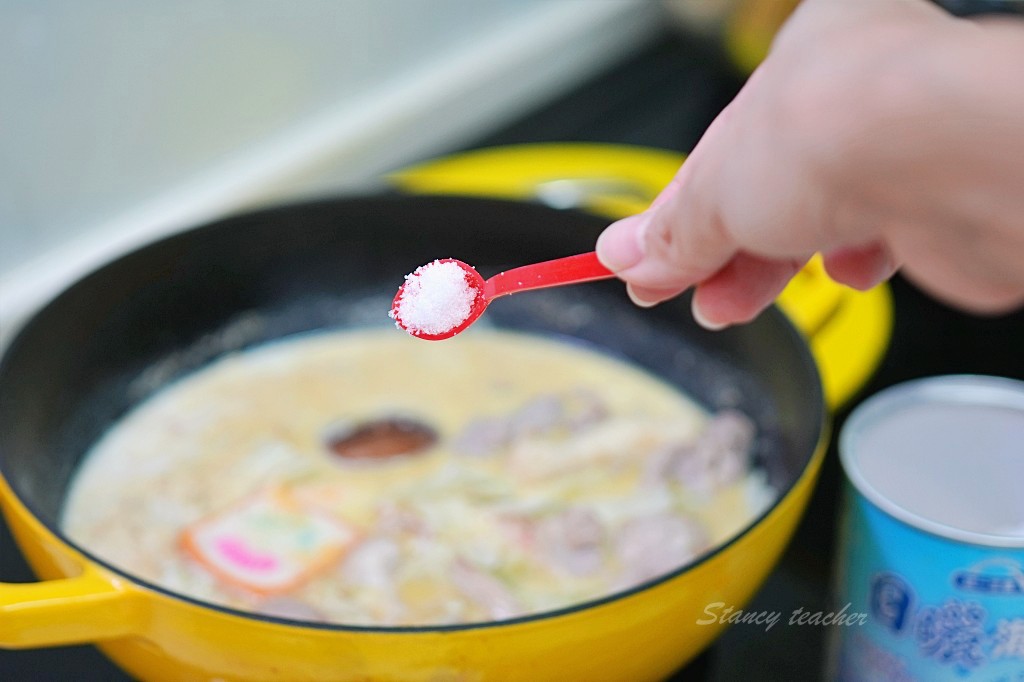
left=390, top=252, right=614, bottom=340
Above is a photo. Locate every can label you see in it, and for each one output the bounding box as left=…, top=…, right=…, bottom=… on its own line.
left=833, top=376, right=1024, bottom=681
left=833, top=492, right=1024, bottom=681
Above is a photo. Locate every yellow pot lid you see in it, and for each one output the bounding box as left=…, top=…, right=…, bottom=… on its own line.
left=391, top=143, right=892, bottom=411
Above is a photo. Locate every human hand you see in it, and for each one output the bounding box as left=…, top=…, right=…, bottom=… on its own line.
left=596, top=0, right=1024, bottom=329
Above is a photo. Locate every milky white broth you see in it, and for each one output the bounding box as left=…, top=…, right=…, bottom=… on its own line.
left=62, top=329, right=774, bottom=625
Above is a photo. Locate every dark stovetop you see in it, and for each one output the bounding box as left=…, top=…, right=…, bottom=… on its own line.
left=2, top=29, right=1023, bottom=682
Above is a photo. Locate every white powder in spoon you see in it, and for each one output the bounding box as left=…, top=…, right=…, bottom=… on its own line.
left=390, top=260, right=476, bottom=336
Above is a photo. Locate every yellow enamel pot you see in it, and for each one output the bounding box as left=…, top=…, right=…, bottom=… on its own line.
left=0, top=146, right=889, bottom=681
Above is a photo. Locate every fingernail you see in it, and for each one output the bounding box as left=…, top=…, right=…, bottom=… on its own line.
left=626, top=283, right=659, bottom=308
left=596, top=212, right=650, bottom=272
left=691, top=298, right=728, bottom=331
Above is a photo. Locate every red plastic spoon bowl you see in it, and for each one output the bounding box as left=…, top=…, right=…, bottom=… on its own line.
left=390, top=252, right=614, bottom=340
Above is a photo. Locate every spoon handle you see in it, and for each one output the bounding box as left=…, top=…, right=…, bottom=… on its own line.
left=482, top=251, right=614, bottom=301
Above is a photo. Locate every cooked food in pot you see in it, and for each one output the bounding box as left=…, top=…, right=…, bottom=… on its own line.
left=62, top=329, right=774, bottom=626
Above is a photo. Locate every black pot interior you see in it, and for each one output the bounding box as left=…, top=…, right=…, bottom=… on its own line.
left=0, top=195, right=823, bottom=550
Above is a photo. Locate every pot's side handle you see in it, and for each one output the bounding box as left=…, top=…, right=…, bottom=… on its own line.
left=0, top=568, right=145, bottom=648
left=778, top=256, right=894, bottom=411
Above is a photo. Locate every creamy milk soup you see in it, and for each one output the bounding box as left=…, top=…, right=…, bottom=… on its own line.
left=63, top=329, right=774, bottom=625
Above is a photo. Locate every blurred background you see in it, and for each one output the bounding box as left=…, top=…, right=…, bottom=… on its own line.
left=2, top=0, right=673, bottom=343
left=2, top=1, right=1023, bottom=680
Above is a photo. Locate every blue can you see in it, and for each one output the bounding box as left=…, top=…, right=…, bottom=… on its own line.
left=832, top=375, right=1024, bottom=681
